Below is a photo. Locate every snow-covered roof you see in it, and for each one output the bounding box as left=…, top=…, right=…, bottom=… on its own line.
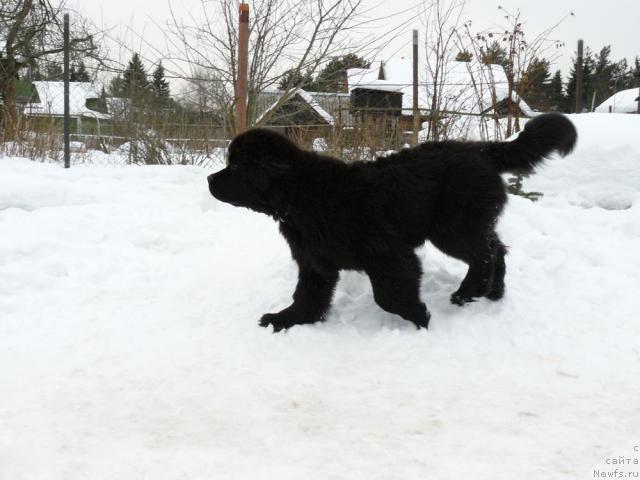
left=25, top=81, right=110, bottom=120
left=346, top=67, right=382, bottom=89
left=348, top=59, right=534, bottom=117
left=296, top=89, right=335, bottom=125
left=256, top=88, right=335, bottom=126
left=595, top=88, right=640, bottom=114
left=348, top=78, right=403, bottom=93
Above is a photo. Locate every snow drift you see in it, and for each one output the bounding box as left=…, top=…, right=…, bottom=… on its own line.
left=1, top=113, right=639, bottom=479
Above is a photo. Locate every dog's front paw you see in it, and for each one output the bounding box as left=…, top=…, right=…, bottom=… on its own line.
left=450, top=292, right=475, bottom=306
left=259, top=313, right=292, bottom=332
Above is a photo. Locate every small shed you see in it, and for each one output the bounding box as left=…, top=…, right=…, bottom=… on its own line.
left=255, top=88, right=335, bottom=143
left=351, top=84, right=403, bottom=114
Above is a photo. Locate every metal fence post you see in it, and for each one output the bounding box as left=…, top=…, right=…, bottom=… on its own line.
left=412, top=29, right=419, bottom=146
left=575, top=39, right=583, bottom=114
left=63, top=13, right=70, bottom=168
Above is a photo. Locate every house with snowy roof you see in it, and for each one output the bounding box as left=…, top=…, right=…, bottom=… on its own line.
left=24, top=81, right=111, bottom=135
left=255, top=88, right=353, bottom=141
left=347, top=58, right=534, bottom=139
left=595, top=88, right=640, bottom=114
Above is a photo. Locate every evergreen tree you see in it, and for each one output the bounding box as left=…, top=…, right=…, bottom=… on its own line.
left=520, top=57, right=551, bottom=111
left=44, top=63, right=63, bottom=81
left=121, top=53, right=150, bottom=104
left=455, top=50, right=473, bottom=62
left=547, top=70, right=565, bottom=111
left=151, top=62, right=171, bottom=107
left=611, top=58, right=634, bottom=91
left=310, top=54, right=370, bottom=92
left=108, top=74, right=125, bottom=97
left=590, top=46, right=616, bottom=108
left=70, top=61, right=91, bottom=82
left=278, top=68, right=312, bottom=91
left=565, top=47, right=595, bottom=112
left=480, top=41, right=508, bottom=67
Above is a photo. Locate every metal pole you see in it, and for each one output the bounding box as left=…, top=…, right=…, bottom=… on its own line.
left=236, top=3, right=249, bottom=134
left=636, top=73, right=640, bottom=114
left=575, top=39, right=583, bottom=114
left=412, top=29, right=419, bottom=146
left=63, top=13, right=70, bottom=168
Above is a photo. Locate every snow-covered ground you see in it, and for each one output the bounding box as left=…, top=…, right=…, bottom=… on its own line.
left=1, top=114, right=639, bottom=479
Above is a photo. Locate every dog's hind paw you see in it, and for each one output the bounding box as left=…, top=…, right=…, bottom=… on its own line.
left=412, top=307, right=431, bottom=330
left=412, top=316, right=430, bottom=330
left=485, top=285, right=505, bottom=301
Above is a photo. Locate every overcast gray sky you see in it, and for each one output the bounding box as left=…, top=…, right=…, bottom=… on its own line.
left=69, top=0, right=640, bottom=83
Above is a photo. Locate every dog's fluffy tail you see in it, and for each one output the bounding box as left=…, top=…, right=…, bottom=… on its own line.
left=485, top=113, right=578, bottom=174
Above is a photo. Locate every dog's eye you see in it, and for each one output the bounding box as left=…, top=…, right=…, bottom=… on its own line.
left=228, top=163, right=239, bottom=172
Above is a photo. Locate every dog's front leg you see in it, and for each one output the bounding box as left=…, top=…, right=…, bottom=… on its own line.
left=260, top=265, right=339, bottom=332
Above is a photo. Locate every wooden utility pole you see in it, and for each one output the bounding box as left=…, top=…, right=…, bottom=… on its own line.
left=63, top=13, right=70, bottom=168
left=236, top=2, right=249, bottom=134
left=575, top=39, right=584, bottom=114
left=412, top=29, right=419, bottom=146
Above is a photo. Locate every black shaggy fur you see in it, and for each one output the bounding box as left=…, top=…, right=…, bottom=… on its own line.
left=208, top=113, right=577, bottom=332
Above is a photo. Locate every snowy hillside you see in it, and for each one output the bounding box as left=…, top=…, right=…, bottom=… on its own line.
left=1, top=114, right=639, bottom=479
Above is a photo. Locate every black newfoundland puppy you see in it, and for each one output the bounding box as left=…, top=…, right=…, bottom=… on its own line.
left=208, top=113, right=577, bottom=332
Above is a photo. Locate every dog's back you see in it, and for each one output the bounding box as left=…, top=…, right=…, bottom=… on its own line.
left=349, top=113, right=577, bottom=248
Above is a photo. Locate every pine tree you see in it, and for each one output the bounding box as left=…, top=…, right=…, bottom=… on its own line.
left=547, top=70, right=565, bottom=111
left=122, top=53, right=150, bottom=104
left=70, top=61, right=91, bottom=82
left=151, top=62, right=171, bottom=107
left=590, top=46, right=616, bottom=108
left=565, top=47, right=595, bottom=112
left=44, top=63, right=63, bottom=81
left=455, top=50, right=473, bottom=62
left=108, top=74, right=125, bottom=97
left=310, top=54, right=370, bottom=92
left=278, top=68, right=312, bottom=90
left=520, top=57, right=550, bottom=111
left=612, top=58, right=635, bottom=91
left=480, top=41, right=508, bottom=67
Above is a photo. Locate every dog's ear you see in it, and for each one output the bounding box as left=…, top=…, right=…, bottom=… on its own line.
left=264, top=155, right=293, bottom=174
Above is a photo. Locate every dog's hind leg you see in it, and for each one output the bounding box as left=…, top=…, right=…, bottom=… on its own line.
left=260, top=266, right=339, bottom=332
left=430, top=230, right=498, bottom=305
left=485, top=235, right=507, bottom=301
left=366, top=252, right=431, bottom=329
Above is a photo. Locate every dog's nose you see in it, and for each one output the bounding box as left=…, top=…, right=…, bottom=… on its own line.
left=207, top=174, right=215, bottom=185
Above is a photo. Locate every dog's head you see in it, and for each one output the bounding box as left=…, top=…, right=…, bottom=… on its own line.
left=207, top=129, right=299, bottom=215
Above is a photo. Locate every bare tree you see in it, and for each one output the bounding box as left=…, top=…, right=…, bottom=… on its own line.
left=166, top=0, right=367, bottom=129
left=464, top=7, right=572, bottom=137
left=0, top=0, right=102, bottom=140
left=420, top=0, right=467, bottom=141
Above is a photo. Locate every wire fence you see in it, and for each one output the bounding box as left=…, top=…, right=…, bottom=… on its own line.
left=0, top=16, right=539, bottom=166
left=0, top=83, right=530, bottom=166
